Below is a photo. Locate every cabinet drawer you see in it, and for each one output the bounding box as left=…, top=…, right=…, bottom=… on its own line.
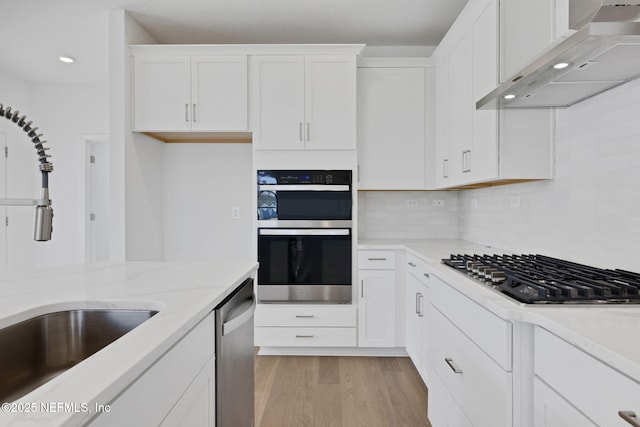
left=429, top=305, right=512, bottom=427
left=406, top=253, right=432, bottom=286
left=535, top=327, right=640, bottom=426
left=358, top=250, right=396, bottom=270
left=255, top=327, right=356, bottom=347
left=430, top=274, right=512, bottom=370
left=255, top=305, right=356, bottom=327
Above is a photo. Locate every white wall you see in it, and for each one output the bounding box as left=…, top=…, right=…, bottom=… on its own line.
left=458, top=79, right=640, bottom=271
left=358, top=191, right=458, bottom=240
left=163, top=143, right=253, bottom=261
left=109, top=10, right=164, bottom=261
left=0, top=71, right=36, bottom=271
left=30, top=84, right=108, bottom=267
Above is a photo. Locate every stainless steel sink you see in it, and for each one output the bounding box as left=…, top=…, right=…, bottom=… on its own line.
left=0, top=309, right=158, bottom=403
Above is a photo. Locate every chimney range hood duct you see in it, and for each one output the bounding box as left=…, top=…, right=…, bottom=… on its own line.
left=477, top=0, right=640, bottom=109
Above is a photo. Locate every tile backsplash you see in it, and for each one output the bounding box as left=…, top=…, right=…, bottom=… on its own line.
left=358, top=191, right=458, bottom=240
left=458, top=79, right=640, bottom=271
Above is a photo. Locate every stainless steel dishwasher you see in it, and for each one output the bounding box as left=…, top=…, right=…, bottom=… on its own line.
left=215, top=278, right=255, bottom=427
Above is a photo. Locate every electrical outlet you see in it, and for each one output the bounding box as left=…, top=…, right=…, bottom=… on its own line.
left=232, top=207, right=241, bottom=219
left=471, top=198, right=479, bottom=209
left=406, top=199, right=419, bottom=207
left=432, top=200, right=445, bottom=208
left=510, top=196, right=521, bottom=208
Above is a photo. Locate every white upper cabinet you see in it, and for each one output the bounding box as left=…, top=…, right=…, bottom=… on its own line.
left=251, top=55, right=356, bottom=150
left=357, top=62, right=432, bottom=189
left=432, top=0, right=553, bottom=189
left=132, top=53, right=248, bottom=132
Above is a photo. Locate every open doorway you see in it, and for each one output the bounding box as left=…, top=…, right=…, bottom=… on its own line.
left=83, top=135, right=110, bottom=262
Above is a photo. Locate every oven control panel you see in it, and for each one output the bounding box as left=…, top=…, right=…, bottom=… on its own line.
left=257, top=170, right=351, bottom=185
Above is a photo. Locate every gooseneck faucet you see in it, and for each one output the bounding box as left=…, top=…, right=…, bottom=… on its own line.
left=0, top=103, right=53, bottom=241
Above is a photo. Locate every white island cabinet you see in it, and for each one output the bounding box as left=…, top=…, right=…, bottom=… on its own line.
left=250, top=54, right=357, bottom=150
left=0, top=261, right=257, bottom=427
left=89, top=313, right=215, bottom=427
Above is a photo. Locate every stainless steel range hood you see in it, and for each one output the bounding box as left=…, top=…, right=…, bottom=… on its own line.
left=477, top=0, right=640, bottom=109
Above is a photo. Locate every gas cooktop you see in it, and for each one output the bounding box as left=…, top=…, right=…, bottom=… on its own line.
left=441, top=254, right=640, bottom=304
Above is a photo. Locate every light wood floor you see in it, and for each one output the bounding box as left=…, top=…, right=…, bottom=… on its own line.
left=255, top=351, right=431, bottom=427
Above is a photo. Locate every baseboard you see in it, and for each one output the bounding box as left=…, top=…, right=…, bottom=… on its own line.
left=257, top=346, right=409, bottom=357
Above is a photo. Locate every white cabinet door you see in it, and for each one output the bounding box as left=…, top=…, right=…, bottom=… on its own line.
left=251, top=55, right=355, bottom=150
left=448, top=32, right=472, bottom=186
left=250, top=56, right=305, bottom=150
left=190, top=56, right=248, bottom=131
left=434, top=55, right=450, bottom=188
left=358, top=269, right=396, bottom=347
left=427, top=363, right=473, bottom=427
left=533, top=377, right=597, bottom=427
left=405, top=272, right=425, bottom=374
left=160, top=358, right=215, bottom=427
left=357, top=67, right=426, bottom=189
left=133, top=55, right=191, bottom=131
left=305, top=55, right=356, bottom=150
left=470, top=0, right=499, bottom=183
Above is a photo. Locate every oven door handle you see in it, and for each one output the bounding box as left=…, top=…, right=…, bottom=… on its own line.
left=259, top=228, right=350, bottom=236
left=258, top=184, right=350, bottom=192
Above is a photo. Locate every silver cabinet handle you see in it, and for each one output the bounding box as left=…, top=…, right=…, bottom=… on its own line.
left=423, top=273, right=430, bottom=279
left=299, top=122, right=303, bottom=142
left=418, top=293, right=424, bottom=317
left=185, top=103, right=189, bottom=122
left=445, top=358, right=463, bottom=374
left=295, top=335, right=314, bottom=338
left=461, top=150, right=466, bottom=173
left=295, top=315, right=314, bottom=318
left=192, top=103, right=196, bottom=122
left=306, top=122, right=310, bottom=141
left=415, top=293, right=421, bottom=315
left=620, top=411, right=640, bottom=427
left=368, top=257, right=387, bottom=261
left=408, top=262, right=417, bottom=267
left=443, top=159, right=448, bottom=178
left=361, top=279, right=365, bottom=298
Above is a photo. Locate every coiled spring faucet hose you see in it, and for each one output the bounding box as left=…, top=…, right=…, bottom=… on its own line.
left=0, top=103, right=53, bottom=241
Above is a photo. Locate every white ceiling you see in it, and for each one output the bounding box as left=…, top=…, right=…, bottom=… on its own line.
left=0, top=0, right=468, bottom=85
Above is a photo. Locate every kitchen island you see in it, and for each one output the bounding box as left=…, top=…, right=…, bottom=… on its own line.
left=360, top=239, right=640, bottom=427
left=0, top=261, right=258, bottom=427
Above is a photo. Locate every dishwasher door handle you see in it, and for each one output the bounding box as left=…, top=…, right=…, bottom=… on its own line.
left=222, top=298, right=256, bottom=336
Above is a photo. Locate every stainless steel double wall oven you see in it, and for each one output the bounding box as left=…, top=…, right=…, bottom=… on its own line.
left=257, top=170, right=353, bottom=303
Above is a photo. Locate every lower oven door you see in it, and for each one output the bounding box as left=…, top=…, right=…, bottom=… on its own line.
left=257, top=228, right=352, bottom=303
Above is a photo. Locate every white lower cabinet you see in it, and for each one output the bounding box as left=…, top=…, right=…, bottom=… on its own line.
left=427, top=365, right=473, bottom=427
left=89, top=313, right=215, bottom=426
left=429, top=304, right=512, bottom=427
left=358, top=250, right=397, bottom=347
left=405, top=253, right=432, bottom=382
left=533, top=377, right=596, bottom=427
left=534, top=326, right=640, bottom=427
left=254, top=305, right=357, bottom=347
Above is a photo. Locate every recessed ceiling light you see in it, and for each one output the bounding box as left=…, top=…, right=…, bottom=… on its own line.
left=504, top=94, right=516, bottom=100
left=58, top=55, right=76, bottom=64
left=553, top=62, right=571, bottom=70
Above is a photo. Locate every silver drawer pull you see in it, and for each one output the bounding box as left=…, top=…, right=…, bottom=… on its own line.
left=445, top=358, right=463, bottom=374
left=408, top=262, right=417, bottom=267
left=423, top=273, right=430, bottom=279
left=620, top=411, right=640, bottom=427
left=295, top=315, right=314, bottom=318
left=295, top=335, right=314, bottom=338
left=368, top=257, right=388, bottom=261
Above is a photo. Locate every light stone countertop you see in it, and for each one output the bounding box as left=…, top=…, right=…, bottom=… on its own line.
left=0, top=261, right=258, bottom=427
left=359, top=239, right=640, bottom=383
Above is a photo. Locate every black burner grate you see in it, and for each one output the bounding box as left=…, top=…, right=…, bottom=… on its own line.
left=441, top=254, right=640, bottom=304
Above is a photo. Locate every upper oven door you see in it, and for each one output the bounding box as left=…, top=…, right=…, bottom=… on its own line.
left=257, top=185, right=352, bottom=221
